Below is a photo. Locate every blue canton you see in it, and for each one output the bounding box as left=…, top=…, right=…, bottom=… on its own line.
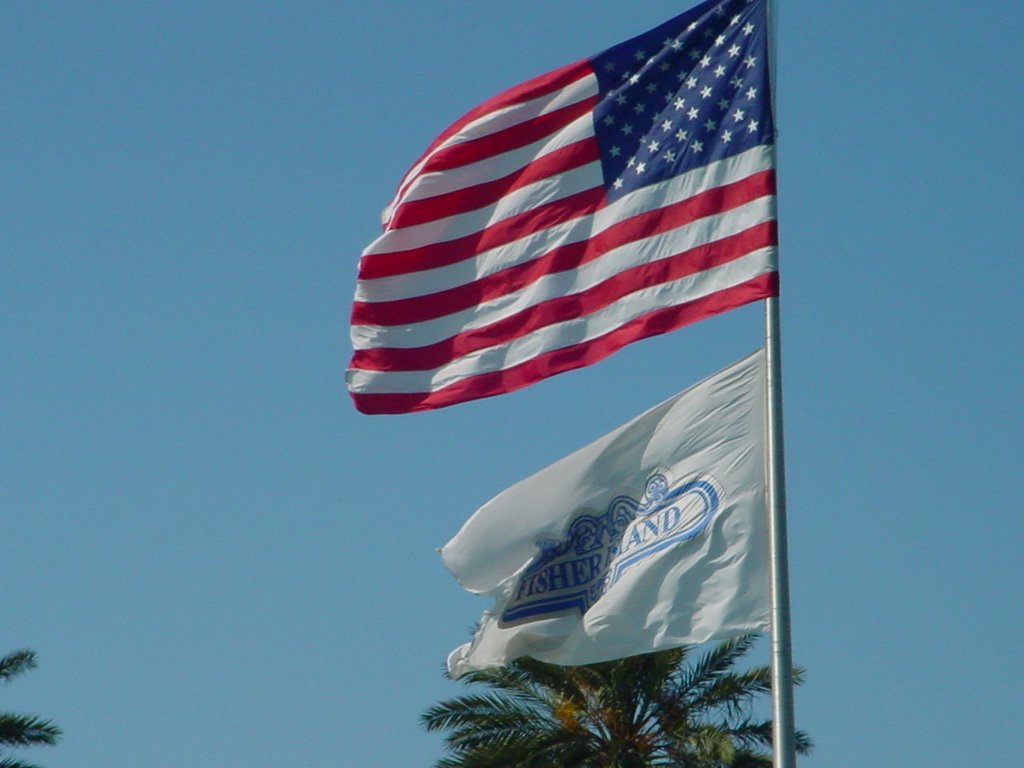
left=591, top=0, right=773, bottom=202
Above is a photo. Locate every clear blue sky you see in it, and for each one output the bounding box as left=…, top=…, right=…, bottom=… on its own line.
left=3, top=2, right=1022, bottom=766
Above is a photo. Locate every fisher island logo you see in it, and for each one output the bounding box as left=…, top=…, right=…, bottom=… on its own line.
left=500, top=470, right=723, bottom=626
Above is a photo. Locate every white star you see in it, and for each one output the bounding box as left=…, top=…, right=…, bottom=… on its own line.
left=622, top=124, right=634, bottom=135
left=747, top=119, right=759, bottom=133
left=732, top=108, right=746, bottom=122
left=609, top=145, right=622, bottom=157
left=603, top=114, right=615, bottom=126
left=686, top=76, right=698, bottom=89
left=729, top=44, right=741, bottom=57
left=743, top=23, right=755, bottom=36
left=744, top=55, right=757, bottom=68
left=721, top=129, right=732, bottom=143
left=718, top=98, right=730, bottom=110
left=627, top=156, right=636, bottom=167
left=670, top=38, right=682, bottom=50
left=635, top=162, right=647, bottom=174
left=746, top=86, right=758, bottom=100
left=629, top=73, right=642, bottom=85
left=604, top=62, right=616, bottom=72
left=674, top=97, right=686, bottom=110
left=614, top=177, right=624, bottom=189
left=616, top=94, right=628, bottom=106
left=633, top=102, right=645, bottom=114
left=731, top=14, right=741, bottom=26
left=675, top=129, right=689, bottom=141
left=646, top=82, right=658, bottom=93
left=647, top=140, right=660, bottom=152
left=634, top=49, right=646, bottom=61
left=692, top=140, right=704, bottom=152
left=715, top=35, right=726, bottom=47
left=700, top=86, right=713, bottom=99
left=687, top=107, right=699, bottom=120
left=687, top=22, right=698, bottom=31
left=715, top=4, right=726, bottom=16
left=714, top=65, right=726, bottom=78
left=660, top=61, right=671, bottom=73
left=700, top=55, right=711, bottom=68
left=689, top=49, right=701, bottom=61
left=664, top=149, right=677, bottom=163
left=731, top=75, right=744, bottom=89
left=704, top=118, right=718, bottom=131
left=661, top=119, right=673, bottom=132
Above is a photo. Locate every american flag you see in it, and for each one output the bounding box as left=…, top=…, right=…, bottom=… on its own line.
left=349, top=0, right=777, bottom=414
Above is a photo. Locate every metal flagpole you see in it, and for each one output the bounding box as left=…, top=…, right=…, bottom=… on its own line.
left=764, top=296, right=797, bottom=768
left=764, top=0, right=798, bottom=766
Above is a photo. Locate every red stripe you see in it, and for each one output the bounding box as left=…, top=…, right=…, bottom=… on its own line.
left=349, top=273, right=779, bottom=414
left=352, top=220, right=777, bottom=372
left=355, top=169, right=776, bottom=326
left=413, top=96, right=598, bottom=179
left=358, top=184, right=605, bottom=280
left=397, top=60, right=594, bottom=189
left=390, top=139, right=601, bottom=230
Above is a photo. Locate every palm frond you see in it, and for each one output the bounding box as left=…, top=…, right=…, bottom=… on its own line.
left=721, top=717, right=773, bottom=749
left=433, top=719, right=595, bottom=768
left=793, top=728, right=814, bottom=755
left=426, top=637, right=812, bottom=767
left=0, top=715, right=62, bottom=748
left=461, top=657, right=589, bottom=710
left=447, top=723, right=566, bottom=756
left=525, top=738, right=598, bottom=768
left=0, top=654, right=36, bottom=686
left=636, top=647, right=688, bottom=697
left=687, top=666, right=772, bottom=717
left=664, top=721, right=736, bottom=766
left=721, top=717, right=814, bottom=756
left=677, top=635, right=759, bottom=697
left=422, top=692, right=543, bottom=735
left=728, top=747, right=774, bottom=768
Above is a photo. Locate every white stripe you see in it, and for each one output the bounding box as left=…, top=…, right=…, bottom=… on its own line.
left=352, top=195, right=775, bottom=350
left=347, top=246, right=776, bottom=394
left=356, top=210, right=596, bottom=304
left=367, top=161, right=602, bottom=256
left=357, top=157, right=773, bottom=303
left=387, top=74, right=599, bottom=218
left=362, top=144, right=774, bottom=280
left=414, top=73, right=598, bottom=160
left=396, top=113, right=596, bottom=205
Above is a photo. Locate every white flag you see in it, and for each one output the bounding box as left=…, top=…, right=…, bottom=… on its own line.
left=444, top=350, right=770, bottom=676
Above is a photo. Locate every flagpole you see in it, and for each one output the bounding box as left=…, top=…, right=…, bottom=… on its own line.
left=763, top=0, right=797, bottom=765
left=764, top=296, right=797, bottom=768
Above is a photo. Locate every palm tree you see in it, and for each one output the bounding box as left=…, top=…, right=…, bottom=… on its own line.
left=423, top=634, right=811, bottom=767
left=0, top=650, right=61, bottom=768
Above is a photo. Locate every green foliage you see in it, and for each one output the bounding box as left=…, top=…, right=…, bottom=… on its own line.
left=0, top=651, right=60, bottom=768
left=423, top=635, right=811, bottom=768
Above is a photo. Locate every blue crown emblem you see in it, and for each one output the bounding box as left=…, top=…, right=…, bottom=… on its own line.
left=500, top=471, right=721, bottom=626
